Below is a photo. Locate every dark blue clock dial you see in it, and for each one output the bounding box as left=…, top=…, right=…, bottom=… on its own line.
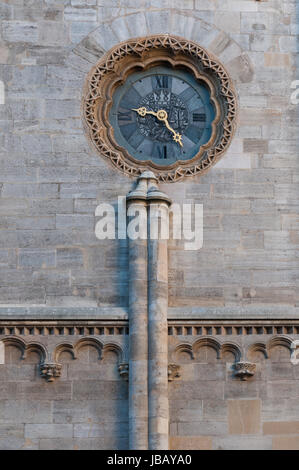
left=109, top=66, right=215, bottom=167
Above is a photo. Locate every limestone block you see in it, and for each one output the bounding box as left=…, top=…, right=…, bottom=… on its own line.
left=261, top=398, right=299, bottom=422
left=213, top=436, right=272, bottom=450
left=16, top=381, right=72, bottom=401
left=178, top=420, right=227, bottom=437
left=72, top=380, right=128, bottom=400
left=214, top=183, right=274, bottom=199
left=266, top=380, right=299, bottom=399
left=89, top=23, right=118, bottom=51
left=215, top=11, right=240, bottom=34
left=57, top=248, right=84, bottom=268
left=264, top=231, right=297, bottom=250
left=272, top=436, right=299, bottom=450
left=169, top=436, right=212, bottom=450
left=263, top=421, right=299, bottom=435
left=25, top=424, right=73, bottom=439
left=145, top=10, right=170, bottom=35
left=73, top=36, right=105, bottom=64
left=228, top=399, right=261, bottom=434
left=0, top=437, right=39, bottom=451
left=2, top=183, right=58, bottom=198
left=223, top=214, right=280, bottom=231
left=0, top=425, right=23, bottom=439
left=20, top=134, right=52, bottom=155
left=168, top=12, right=196, bottom=41
left=0, top=400, right=52, bottom=425
left=2, top=21, right=38, bottom=43
left=60, top=183, right=98, bottom=199
left=74, top=421, right=128, bottom=438
left=64, top=6, right=97, bottom=22
left=226, top=53, right=254, bottom=83
left=111, top=16, right=132, bottom=43
left=38, top=21, right=70, bottom=46
left=18, top=249, right=56, bottom=268
left=70, top=21, right=98, bottom=44
left=203, top=399, right=228, bottom=421
left=0, top=166, right=37, bottom=183
left=52, top=134, right=90, bottom=153
left=126, top=12, right=148, bottom=38
left=169, top=381, right=224, bottom=400
left=44, top=99, right=80, bottom=120
left=265, top=52, right=290, bottom=67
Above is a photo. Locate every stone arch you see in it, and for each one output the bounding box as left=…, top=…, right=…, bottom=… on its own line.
left=74, top=337, right=103, bottom=362
left=102, top=342, right=124, bottom=363
left=67, top=10, right=253, bottom=86
left=54, top=343, right=76, bottom=363
left=267, top=336, right=292, bottom=362
left=192, top=337, right=221, bottom=362
left=221, top=342, right=241, bottom=362
left=25, top=342, right=47, bottom=364
left=2, top=336, right=26, bottom=363
left=247, top=342, right=268, bottom=362
left=173, top=343, right=194, bottom=363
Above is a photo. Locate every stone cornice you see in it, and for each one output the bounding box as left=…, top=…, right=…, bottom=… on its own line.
left=0, top=306, right=298, bottom=322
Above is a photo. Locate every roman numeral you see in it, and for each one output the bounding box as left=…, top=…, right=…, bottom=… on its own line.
left=155, top=145, right=168, bottom=159
left=153, top=75, right=169, bottom=89
left=118, top=110, right=132, bottom=121
left=193, top=113, right=206, bottom=122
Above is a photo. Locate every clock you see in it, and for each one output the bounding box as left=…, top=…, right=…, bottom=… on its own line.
left=109, top=66, right=216, bottom=167
left=83, top=35, right=237, bottom=182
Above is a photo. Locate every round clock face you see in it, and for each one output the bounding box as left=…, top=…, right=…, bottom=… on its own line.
left=109, top=66, right=216, bottom=167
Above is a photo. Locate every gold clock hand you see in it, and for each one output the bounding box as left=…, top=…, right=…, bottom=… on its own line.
left=132, top=107, right=158, bottom=118
left=156, top=110, right=183, bottom=148
left=132, top=107, right=183, bottom=147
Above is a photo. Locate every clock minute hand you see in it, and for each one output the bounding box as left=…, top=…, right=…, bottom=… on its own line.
left=156, top=110, right=183, bottom=148
left=132, top=107, right=183, bottom=147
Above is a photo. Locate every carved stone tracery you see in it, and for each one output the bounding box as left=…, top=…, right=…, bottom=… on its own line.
left=168, top=363, right=181, bottom=382
left=83, top=34, right=237, bottom=182
left=40, top=362, right=62, bottom=382
left=234, top=362, right=256, bottom=381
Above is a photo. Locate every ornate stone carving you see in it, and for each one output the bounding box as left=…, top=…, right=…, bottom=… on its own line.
left=234, top=362, right=256, bottom=381
left=40, top=362, right=62, bottom=382
left=291, top=340, right=299, bottom=365
left=118, top=362, right=129, bottom=381
left=168, top=363, right=181, bottom=381
left=83, top=34, right=237, bottom=182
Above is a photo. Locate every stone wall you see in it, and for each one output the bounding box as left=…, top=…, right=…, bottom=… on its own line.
left=1, top=322, right=299, bottom=450
left=0, top=327, right=129, bottom=450
left=168, top=327, right=299, bottom=450
left=0, top=0, right=297, bottom=310
left=0, top=0, right=298, bottom=451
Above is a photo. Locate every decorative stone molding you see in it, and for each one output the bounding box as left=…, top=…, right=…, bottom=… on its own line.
left=291, top=340, right=299, bottom=365
left=83, top=34, right=237, bottom=182
left=168, top=322, right=299, bottom=336
left=168, top=363, right=181, bottom=382
left=40, top=363, right=62, bottom=382
left=0, top=322, right=128, bottom=337
left=118, top=362, right=129, bottom=381
left=234, top=362, right=256, bottom=381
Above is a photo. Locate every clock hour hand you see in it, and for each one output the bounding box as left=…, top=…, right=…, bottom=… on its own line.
left=132, top=107, right=157, bottom=118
